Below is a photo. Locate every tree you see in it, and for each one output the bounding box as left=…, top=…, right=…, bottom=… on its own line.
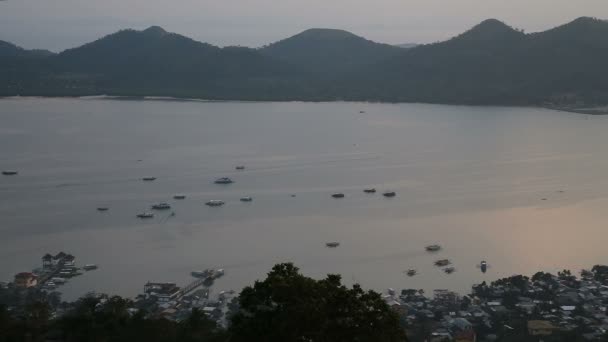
left=230, top=263, right=407, bottom=342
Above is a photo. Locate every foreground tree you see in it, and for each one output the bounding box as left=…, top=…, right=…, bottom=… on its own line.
left=230, top=263, right=407, bottom=342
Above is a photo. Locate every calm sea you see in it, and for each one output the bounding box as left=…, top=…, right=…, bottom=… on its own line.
left=1, top=97, right=607, bottom=300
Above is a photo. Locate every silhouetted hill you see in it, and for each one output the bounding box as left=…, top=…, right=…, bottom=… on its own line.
left=260, top=28, right=402, bottom=73
left=2, top=18, right=608, bottom=105
left=0, top=40, right=54, bottom=58
left=395, top=43, right=418, bottom=49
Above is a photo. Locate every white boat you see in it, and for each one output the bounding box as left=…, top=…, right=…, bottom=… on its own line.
left=240, top=197, right=253, bottom=202
left=205, top=200, right=225, bottom=207
left=151, top=202, right=171, bottom=210
left=214, top=177, right=234, bottom=184
left=137, top=212, right=155, bottom=218
left=173, top=194, right=186, bottom=200
left=425, top=244, right=442, bottom=252
left=83, top=264, right=98, bottom=271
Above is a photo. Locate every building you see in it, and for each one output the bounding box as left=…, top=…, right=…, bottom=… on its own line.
left=14, top=272, right=38, bottom=288
left=144, top=282, right=181, bottom=302
left=42, top=254, right=53, bottom=269
left=528, top=320, right=559, bottom=336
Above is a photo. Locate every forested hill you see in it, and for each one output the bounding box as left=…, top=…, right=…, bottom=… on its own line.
left=1, top=17, right=608, bottom=106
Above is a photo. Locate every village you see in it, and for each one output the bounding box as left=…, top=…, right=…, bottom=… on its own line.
left=3, top=255, right=608, bottom=341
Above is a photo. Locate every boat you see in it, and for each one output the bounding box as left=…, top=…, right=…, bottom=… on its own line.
left=45, top=282, right=56, bottom=288
left=406, top=269, right=417, bottom=277
left=425, top=244, right=442, bottom=252
left=173, top=194, right=186, bottom=200
left=480, top=261, right=487, bottom=273
left=332, top=193, right=345, bottom=198
left=51, top=277, right=67, bottom=284
left=383, top=191, right=396, bottom=197
left=136, top=212, right=154, bottom=218
left=151, top=202, right=171, bottom=210
left=326, top=242, right=340, bottom=248
left=434, top=259, right=451, bottom=267
left=444, top=267, right=456, bottom=274
left=2, top=171, right=18, bottom=176
left=191, top=269, right=211, bottom=278
left=83, top=264, right=98, bottom=271
left=235, top=166, right=245, bottom=170
left=141, top=177, right=157, bottom=181
left=240, top=197, right=253, bottom=202
left=214, top=177, right=234, bottom=184
left=96, top=207, right=109, bottom=212
left=205, top=200, right=225, bottom=207
left=364, top=188, right=376, bottom=193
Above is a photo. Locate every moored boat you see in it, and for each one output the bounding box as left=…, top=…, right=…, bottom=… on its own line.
left=444, top=267, right=456, bottom=274
left=326, top=242, right=340, bottom=248
left=434, top=259, right=451, bottom=267
left=363, top=188, right=376, bottom=193
left=142, top=177, right=157, bottom=181
left=406, top=269, right=417, bottom=277
left=83, top=264, right=98, bottom=271
left=191, top=269, right=211, bottom=278
left=425, top=244, right=442, bottom=252
left=97, top=207, right=109, bottom=212
left=235, top=166, right=245, bottom=170
left=151, top=202, right=171, bottom=210
left=2, top=171, right=18, bottom=176
left=214, top=177, right=234, bottom=184
left=332, top=193, right=345, bottom=198
left=137, top=212, right=154, bottom=218
left=383, top=191, right=396, bottom=197
left=205, top=200, right=225, bottom=207
left=173, top=194, right=186, bottom=200
left=240, top=197, right=253, bottom=202
left=480, top=260, right=487, bottom=273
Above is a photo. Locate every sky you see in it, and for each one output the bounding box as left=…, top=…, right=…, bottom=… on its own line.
left=1, top=0, right=607, bottom=52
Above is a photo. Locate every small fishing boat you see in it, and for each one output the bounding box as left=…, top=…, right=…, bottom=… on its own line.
left=141, top=177, right=157, bottom=181
left=235, top=166, right=245, bottom=170
left=406, top=269, right=417, bottom=277
left=83, top=264, right=98, bottom=271
left=96, top=207, right=109, bottom=212
left=364, top=188, right=376, bottom=193
left=205, top=200, right=225, bottom=207
left=383, top=191, right=396, bottom=197
left=136, top=212, right=154, bottom=218
left=151, top=202, right=171, bottom=210
left=425, top=244, right=442, bottom=252
left=214, top=177, right=234, bottom=184
left=444, top=267, right=456, bottom=274
left=480, top=260, right=487, bottom=273
left=2, top=171, right=18, bottom=176
left=332, top=193, right=345, bottom=198
left=240, top=197, right=253, bottom=202
left=326, top=242, right=340, bottom=248
left=434, top=259, right=451, bottom=267
left=173, top=194, right=186, bottom=200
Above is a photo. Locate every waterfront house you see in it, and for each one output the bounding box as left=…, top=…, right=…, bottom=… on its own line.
left=42, top=254, right=53, bottom=269
left=14, top=272, right=38, bottom=288
left=527, top=320, right=559, bottom=336
left=144, top=282, right=181, bottom=302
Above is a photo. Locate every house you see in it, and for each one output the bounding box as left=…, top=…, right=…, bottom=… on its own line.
left=449, top=318, right=476, bottom=342
left=528, top=320, right=559, bottom=336
left=14, top=272, right=38, bottom=288
left=42, top=254, right=53, bottom=269
left=64, top=254, right=76, bottom=266
left=143, top=282, right=181, bottom=302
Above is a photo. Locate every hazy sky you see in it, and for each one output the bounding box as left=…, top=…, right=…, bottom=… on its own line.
left=1, top=0, right=607, bottom=52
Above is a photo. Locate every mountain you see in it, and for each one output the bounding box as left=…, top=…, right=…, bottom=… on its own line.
left=260, top=28, right=403, bottom=74
left=2, top=18, right=608, bottom=105
left=336, top=17, right=608, bottom=105
left=0, top=40, right=54, bottom=58
left=395, top=43, right=418, bottom=49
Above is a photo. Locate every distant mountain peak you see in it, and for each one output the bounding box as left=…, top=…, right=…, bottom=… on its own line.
left=142, top=26, right=168, bottom=36
left=293, top=28, right=361, bottom=40
left=453, top=18, right=523, bottom=42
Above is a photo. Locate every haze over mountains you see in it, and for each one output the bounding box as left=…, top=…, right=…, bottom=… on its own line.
left=1, top=17, right=607, bottom=105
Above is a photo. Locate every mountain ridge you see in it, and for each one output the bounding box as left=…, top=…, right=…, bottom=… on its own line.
left=1, top=17, right=608, bottom=106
